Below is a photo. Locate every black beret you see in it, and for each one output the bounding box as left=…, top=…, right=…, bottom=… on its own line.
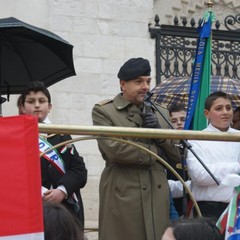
left=117, top=58, right=151, bottom=81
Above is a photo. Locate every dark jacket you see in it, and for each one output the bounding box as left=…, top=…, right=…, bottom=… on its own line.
left=40, top=134, right=87, bottom=227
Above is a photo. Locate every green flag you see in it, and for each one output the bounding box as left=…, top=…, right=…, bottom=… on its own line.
left=192, top=10, right=215, bottom=130
left=184, top=9, right=216, bottom=130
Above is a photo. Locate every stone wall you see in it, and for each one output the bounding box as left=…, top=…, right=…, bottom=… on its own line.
left=0, top=0, right=238, bottom=239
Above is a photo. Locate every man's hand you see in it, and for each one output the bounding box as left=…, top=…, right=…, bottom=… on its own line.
left=42, top=189, right=66, bottom=203
left=141, top=113, right=160, bottom=128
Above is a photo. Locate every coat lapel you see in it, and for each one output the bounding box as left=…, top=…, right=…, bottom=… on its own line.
left=113, top=94, right=143, bottom=127
left=126, top=104, right=142, bottom=126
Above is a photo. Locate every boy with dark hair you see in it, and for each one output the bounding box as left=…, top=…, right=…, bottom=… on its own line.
left=43, top=202, right=84, bottom=240
left=187, top=91, right=240, bottom=219
left=167, top=103, right=190, bottom=216
left=162, top=217, right=222, bottom=240
left=20, top=81, right=87, bottom=227
left=168, top=104, right=186, bottom=130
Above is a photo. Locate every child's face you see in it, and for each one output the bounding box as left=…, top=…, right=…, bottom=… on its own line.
left=170, top=110, right=186, bottom=130
left=22, top=91, right=52, bottom=122
left=204, top=97, right=233, bottom=131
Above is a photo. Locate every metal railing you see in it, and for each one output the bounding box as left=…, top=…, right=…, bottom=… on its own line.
left=39, top=123, right=240, bottom=142
left=39, top=123, right=240, bottom=233
left=149, top=14, right=240, bottom=84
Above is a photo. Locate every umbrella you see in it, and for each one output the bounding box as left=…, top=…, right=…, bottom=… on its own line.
left=0, top=97, right=6, bottom=104
left=0, top=17, right=76, bottom=113
left=151, top=75, right=240, bottom=111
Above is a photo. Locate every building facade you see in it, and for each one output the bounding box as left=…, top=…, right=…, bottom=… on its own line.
left=1, top=0, right=239, bottom=239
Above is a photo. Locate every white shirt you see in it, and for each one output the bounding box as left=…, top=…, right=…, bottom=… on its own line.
left=42, top=116, right=51, bottom=124
left=168, top=179, right=191, bottom=198
left=186, top=123, right=240, bottom=202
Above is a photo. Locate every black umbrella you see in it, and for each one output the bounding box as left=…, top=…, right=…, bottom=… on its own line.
left=0, top=17, right=76, bottom=114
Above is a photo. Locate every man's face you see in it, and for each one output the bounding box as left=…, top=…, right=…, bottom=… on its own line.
left=22, top=91, right=52, bottom=122
left=170, top=110, right=186, bottom=130
left=120, top=76, right=151, bottom=105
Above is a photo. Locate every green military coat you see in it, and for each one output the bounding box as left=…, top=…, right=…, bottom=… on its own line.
left=92, top=94, right=181, bottom=240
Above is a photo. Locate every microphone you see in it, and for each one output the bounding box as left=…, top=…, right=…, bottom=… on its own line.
left=143, top=91, right=153, bottom=114
left=143, top=91, right=153, bottom=102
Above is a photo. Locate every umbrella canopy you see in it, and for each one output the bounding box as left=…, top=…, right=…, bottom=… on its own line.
left=0, top=17, right=76, bottom=95
left=151, top=75, right=240, bottom=111
left=0, top=97, right=6, bottom=104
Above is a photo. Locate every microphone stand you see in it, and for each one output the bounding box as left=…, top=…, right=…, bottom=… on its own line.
left=178, top=142, right=188, bottom=217
left=144, top=92, right=219, bottom=185
left=144, top=92, right=219, bottom=217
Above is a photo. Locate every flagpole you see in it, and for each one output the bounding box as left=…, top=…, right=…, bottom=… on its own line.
left=181, top=1, right=219, bottom=185
left=145, top=95, right=220, bottom=185
left=184, top=0, right=216, bottom=130
left=193, top=1, right=215, bottom=130
left=206, top=0, right=213, bottom=9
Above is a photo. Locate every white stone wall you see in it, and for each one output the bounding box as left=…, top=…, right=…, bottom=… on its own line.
left=0, top=0, right=238, bottom=239
left=48, top=2, right=155, bottom=237
left=0, top=1, right=155, bottom=239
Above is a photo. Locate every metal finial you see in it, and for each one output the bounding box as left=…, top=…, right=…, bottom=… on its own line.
left=206, top=0, right=214, bottom=9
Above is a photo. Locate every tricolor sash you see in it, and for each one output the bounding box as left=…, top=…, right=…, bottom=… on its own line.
left=39, top=136, right=66, bottom=174
left=39, top=136, right=78, bottom=203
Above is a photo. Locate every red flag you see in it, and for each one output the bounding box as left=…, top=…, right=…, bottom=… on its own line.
left=0, top=115, right=44, bottom=239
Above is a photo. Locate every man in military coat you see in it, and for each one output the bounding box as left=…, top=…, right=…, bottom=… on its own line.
left=92, top=58, right=181, bottom=240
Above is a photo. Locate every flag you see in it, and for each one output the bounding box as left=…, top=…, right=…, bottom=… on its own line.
left=0, top=115, right=44, bottom=240
left=184, top=8, right=216, bottom=130
left=217, top=186, right=240, bottom=240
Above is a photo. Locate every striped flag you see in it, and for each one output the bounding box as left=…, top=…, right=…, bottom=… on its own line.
left=184, top=8, right=216, bottom=130
left=0, top=115, right=44, bottom=240
left=217, top=186, right=240, bottom=240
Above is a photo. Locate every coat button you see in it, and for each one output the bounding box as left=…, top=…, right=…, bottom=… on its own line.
left=142, top=185, right=147, bottom=190
left=158, top=184, right=161, bottom=189
left=138, top=158, right=143, bottom=164
left=129, top=112, right=134, bottom=117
